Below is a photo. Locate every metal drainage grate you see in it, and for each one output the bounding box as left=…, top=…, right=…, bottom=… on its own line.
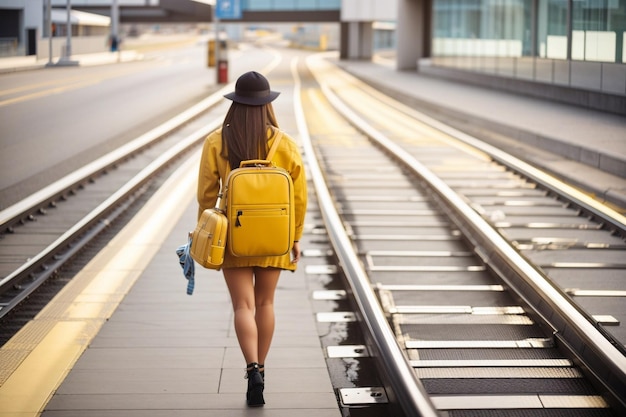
left=327, top=345, right=370, bottom=358
left=592, top=315, right=619, bottom=325
left=302, top=248, right=333, bottom=257
left=316, top=312, right=356, bottom=322
left=305, top=265, right=338, bottom=274
left=313, top=290, right=347, bottom=300
left=339, top=387, right=388, bottom=405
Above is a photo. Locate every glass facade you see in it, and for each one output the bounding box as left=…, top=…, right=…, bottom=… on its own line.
left=242, top=0, right=341, bottom=11
left=430, top=0, right=626, bottom=95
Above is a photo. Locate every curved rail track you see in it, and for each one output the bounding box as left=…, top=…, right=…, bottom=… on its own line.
left=1, top=49, right=624, bottom=416
left=0, top=84, right=236, bottom=319
left=300, top=54, right=626, bottom=416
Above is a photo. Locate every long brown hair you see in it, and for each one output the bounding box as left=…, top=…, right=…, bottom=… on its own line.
left=221, top=102, right=279, bottom=170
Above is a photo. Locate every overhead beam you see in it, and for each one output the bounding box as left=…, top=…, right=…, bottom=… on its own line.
left=225, top=10, right=340, bottom=23
left=74, top=5, right=340, bottom=24
left=74, top=0, right=212, bottom=24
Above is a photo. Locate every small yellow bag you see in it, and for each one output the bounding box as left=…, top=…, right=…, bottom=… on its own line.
left=224, top=132, right=295, bottom=257
left=190, top=206, right=228, bottom=269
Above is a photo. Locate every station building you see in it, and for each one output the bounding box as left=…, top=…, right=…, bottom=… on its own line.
left=408, top=1, right=626, bottom=114
left=1, top=0, right=624, bottom=113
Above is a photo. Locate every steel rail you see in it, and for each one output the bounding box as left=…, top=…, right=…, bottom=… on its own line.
left=339, top=66, right=626, bottom=235
left=314, top=57, right=626, bottom=410
left=0, top=84, right=233, bottom=233
left=293, top=60, right=440, bottom=417
left=0, top=50, right=286, bottom=315
left=0, top=119, right=221, bottom=318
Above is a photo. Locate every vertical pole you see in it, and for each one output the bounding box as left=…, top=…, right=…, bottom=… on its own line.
left=111, top=0, right=119, bottom=50
left=215, top=16, right=221, bottom=84
left=46, top=0, right=52, bottom=65
left=111, top=0, right=119, bottom=38
left=531, top=0, right=538, bottom=79
left=530, top=0, right=537, bottom=57
left=566, top=0, right=572, bottom=86
left=566, top=0, right=572, bottom=61
left=65, top=0, right=72, bottom=58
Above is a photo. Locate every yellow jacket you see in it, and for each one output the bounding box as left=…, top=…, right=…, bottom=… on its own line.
left=197, top=128, right=307, bottom=271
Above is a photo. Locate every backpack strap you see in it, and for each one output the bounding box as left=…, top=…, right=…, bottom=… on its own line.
left=266, top=130, right=283, bottom=162
left=241, top=131, right=283, bottom=168
left=216, top=182, right=225, bottom=212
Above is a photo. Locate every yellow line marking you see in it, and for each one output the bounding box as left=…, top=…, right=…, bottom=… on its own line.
left=0, top=79, right=101, bottom=107
left=0, top=62, right=154, bottom=107
left=0, top=321, right=88, bottom=414
left=0, top=76, right=96, bottom=96
left=0, top=151, right=199, bottom=416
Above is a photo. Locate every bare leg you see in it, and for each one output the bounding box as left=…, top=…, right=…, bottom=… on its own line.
left=223, top=267, right=257, bottom=364
left=223, top=266, right=279, bottom=407
left=253, top=267, right=280, bottom=366
left=223, top=267, right=280, bottom=365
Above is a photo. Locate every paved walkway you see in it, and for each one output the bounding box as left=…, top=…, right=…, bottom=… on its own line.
left=1, top=50, right=342, bottom=417
left=0, top=51, right=141, bottom=73
left=35, top=154, right=340, bottom=416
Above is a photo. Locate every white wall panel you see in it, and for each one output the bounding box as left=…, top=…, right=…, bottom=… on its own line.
left=1, top=0, right=27, bottom=9
left=342, top=0, right=396, bottom=21
left=24, top=0, right=43, bottom=28
left=50, top=1, right=153, bottom=6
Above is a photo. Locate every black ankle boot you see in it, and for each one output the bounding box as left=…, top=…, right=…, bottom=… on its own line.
left=245, top=362, right=264, bottom=407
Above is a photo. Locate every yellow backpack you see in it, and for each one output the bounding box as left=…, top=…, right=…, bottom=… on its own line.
left=224, top=131, right=295, bottom=257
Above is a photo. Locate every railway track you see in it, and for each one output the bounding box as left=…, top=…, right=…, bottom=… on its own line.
left=299, top=55, right=626, bottom=416
left=0, top=85, right=234, bottom=322
left=1, top=49, right=624, bottom=416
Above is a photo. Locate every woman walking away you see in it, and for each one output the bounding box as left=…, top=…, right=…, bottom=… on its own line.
left=197, top=71, right=307, bottom=407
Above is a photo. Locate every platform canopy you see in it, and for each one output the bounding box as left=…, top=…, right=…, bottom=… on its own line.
left=51, top=8, right=111, bottom=27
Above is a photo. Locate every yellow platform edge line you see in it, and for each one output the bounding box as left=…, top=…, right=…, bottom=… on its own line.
left=0, top=151, right=199, bottom=416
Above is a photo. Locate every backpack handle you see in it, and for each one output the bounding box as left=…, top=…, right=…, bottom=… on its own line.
left=239, top=160, right=274, bottom=168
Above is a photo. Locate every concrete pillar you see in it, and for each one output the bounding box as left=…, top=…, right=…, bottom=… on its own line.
left=396, top=0, right=428, bottom=70
left=340, top=21, right=373, bottom=60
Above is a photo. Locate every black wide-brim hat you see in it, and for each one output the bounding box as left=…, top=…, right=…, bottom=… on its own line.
left=224, top=71, right=280, bottom=106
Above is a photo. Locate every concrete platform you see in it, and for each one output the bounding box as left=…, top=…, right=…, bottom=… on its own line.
left=35, top=156, right=340, bottom=416
left=0, top=51, right=142, bottom=74
left=2, top=46, right=623, bottom=416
